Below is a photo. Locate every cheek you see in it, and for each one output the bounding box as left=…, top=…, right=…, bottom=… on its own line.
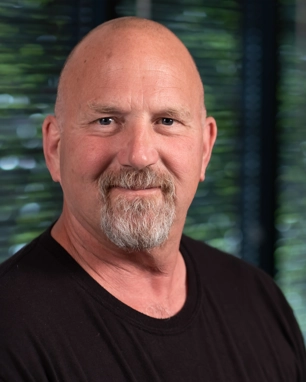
left=165, top=137, right=204, bottom=181
left=161, top=137, right=204, bottom=214
left=60, top=136, right=115, bottom=184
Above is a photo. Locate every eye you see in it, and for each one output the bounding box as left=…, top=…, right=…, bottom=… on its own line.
left=161, top=118, right=174, bottom=126
left=98, top=117, right=114, bottom=125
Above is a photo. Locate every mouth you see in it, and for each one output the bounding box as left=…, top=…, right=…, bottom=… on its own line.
left=115, top=185, right=160, bottom=190
left=110, top=186, right=161, bottom=197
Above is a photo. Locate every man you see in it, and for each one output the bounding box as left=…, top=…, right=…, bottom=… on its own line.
left=0, top=16, right=305, bottom=381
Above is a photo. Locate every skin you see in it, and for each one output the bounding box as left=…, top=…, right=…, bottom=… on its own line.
left=42, top=17, right=217, bottom=318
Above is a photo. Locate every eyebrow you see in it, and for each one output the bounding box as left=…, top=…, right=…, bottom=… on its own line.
left=87, top=102, right=123, bottom=115
left=157, top=108, right=192, bottom=122
left=87, top=102, right=192, bottom=121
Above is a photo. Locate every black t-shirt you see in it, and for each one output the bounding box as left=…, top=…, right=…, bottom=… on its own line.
left=0, top=228, right=305, bottom=381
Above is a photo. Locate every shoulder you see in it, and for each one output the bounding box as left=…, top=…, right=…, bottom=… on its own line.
left=0, top=229, right=58, bottom=289
left=180, top=234, right=268, bottom=281
left=0, top=228, right=68, bottom=324
left=0, top=235, right=43, bottom=296
left=181, top=235, right=306, bottom=377
left=180, top=235, right=304, bottom=338
left=0, top=229, right=75, bottom=371
left=180, top=234, right=295, bottom=316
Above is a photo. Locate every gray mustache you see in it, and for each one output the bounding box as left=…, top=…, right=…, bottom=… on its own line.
left=99, top=168, right=176, bottom=196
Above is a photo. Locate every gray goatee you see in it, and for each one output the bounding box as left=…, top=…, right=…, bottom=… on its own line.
left=99, top=167, right=176, bottom=251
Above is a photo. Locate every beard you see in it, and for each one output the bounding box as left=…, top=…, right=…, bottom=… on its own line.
left=99, top=167, right=176, bottom=251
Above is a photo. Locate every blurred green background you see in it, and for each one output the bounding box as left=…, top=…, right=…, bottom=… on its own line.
left=0, top=0, right=305, bottom=339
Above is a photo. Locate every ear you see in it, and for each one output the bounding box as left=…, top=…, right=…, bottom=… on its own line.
left=42, top=115, right=62, bottom=183
left=200, top=116, right=217, bottom=181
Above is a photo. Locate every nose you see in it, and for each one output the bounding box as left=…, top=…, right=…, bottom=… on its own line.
left=117, top=120, right=159, bottom=170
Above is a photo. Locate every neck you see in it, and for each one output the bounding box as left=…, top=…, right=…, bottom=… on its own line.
left=51, top=213, right=187, bottom=318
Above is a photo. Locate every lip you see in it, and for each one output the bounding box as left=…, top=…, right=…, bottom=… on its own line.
left=110, top=186, right=161, bottom=197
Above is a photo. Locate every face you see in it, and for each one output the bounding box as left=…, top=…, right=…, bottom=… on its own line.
left=43, top=29, right=216, bottom=249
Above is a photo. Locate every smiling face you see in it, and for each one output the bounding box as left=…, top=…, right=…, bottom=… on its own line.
left=43, top=18, right=217, bottom=250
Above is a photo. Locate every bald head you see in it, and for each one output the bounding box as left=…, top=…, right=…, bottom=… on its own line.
left=55, top=17, right=204, bottom=124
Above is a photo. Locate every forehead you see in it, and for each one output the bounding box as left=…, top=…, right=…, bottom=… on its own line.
left=84, top=60, right=185, bottom=93
left=86, top=70, right=197, bottom=122
left=61, top=28, right=203, bottom=116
